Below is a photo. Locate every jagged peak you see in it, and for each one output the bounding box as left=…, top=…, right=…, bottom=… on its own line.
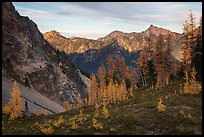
left=105, top=30, right=125, bottom=38
left=111, top=30, right=124, bottom=33
left=149, top=24, right=154, bottom=28
left=143, top=24, right=174, bottom=36
left=44, top=30, right=62, bottom=37
left=147, top=24, right=160, bottom=30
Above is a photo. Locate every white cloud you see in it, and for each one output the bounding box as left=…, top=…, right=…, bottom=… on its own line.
left=13, top=2, right=202, bottom=39
left=16, top=6, right=57, bottom=19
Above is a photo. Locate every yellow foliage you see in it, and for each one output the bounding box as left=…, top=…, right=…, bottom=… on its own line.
left=65, top=100, right=70, bottom=111
left=94, top=103, right=100, bottom=118
left=157, top=98, right=165, bottom=112
left=102, top=105, right=109, bottom=119
left=183, top=68, right=202, bottom=95
left=120, top=79, right=127, bottom=102
left=88, top=74, right=98, bottom=106
left=110, top=127, right=117, bottom=132
left=2, top=104, right=11, bottom=115
left=40, top=125, right=54, bottom=135
left=36, top=120, right=54, bottom=135
left=92, top=117, right=103, bottom=130
left=53, top=116, right=64, bottom=128
left=102, top=89, right=107, bottom=106
left=9, top=81, right=23, bottom=120
left=84, top=98, right=88, bottom=107
left=129, top=87, right=134, bottom=97
left=70, top=120, right=78, bottom=129
left=107, top=79, right=114, bottom=103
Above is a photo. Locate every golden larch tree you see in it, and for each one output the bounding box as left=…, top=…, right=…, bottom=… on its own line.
left=181, top=10, right=197, bottom=73
left=88, top=74, right=98, bottom=106
left=107, top=55, right=115, bottom=80
left=9, top=81, right=23, bottom=120
left=97, top=64, right=107, bottom=104
left=183, top=67, right=202, bottom=94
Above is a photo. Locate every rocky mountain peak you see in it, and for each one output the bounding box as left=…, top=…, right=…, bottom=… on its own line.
left=143, top=24, right=170, bottom=37
left=44, top=30, right=63, bottom=38
left=107, top=30, right=125, bottom=38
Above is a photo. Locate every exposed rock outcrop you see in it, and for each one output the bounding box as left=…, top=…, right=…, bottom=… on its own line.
left=2, top=2, right=87, bottom=106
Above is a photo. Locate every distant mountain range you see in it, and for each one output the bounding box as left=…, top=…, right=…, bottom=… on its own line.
left=44, top=25, right=182, bottom=74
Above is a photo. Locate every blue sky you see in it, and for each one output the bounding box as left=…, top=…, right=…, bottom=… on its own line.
left=13, top=2, right=202, bottom=40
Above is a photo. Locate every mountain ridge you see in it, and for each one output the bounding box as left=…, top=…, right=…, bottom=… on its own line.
left=2, top=2, right=87, bottom=106
left=43, top=25, right=182, bottom=56
left=43, top=25, right=182, bottom=75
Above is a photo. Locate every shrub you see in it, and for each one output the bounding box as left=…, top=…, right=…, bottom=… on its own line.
left=70, top=120, right=78, bottom=129
left=40, top=125, right=54, bottom=135
left=157, top=98, right=165, bottom=112
left=37, top=120, right=54, bottom=135
left=94, top=103, right=100, bottom=118
left=92, top=118, right=103, bottom=130
left=53, top=116, right=64, bottom=128
left=183, top=67, right=202, bottom=95
left=102, top=105, right=109, bottom=119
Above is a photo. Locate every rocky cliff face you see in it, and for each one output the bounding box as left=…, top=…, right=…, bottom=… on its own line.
left=2, top=2, right=87, bottom=106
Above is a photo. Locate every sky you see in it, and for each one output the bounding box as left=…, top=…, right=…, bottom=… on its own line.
left=13, top=2, right=202, bottom=40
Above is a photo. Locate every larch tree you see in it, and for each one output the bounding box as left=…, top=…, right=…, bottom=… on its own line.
left=191, top=16, right=202, bottom=80
left=129, top=86, right=134, bottom=97
left=97, top=64, right=107, bottom=104
left=107, top=79, right=114, bottom=103
left=101, top=103, right=110, bottom=119
left=129, top=68, right=138, bottom=89
left=139, top=48, right=148, bottom=87
left=114, top=56, right=127, bottom=83
left=65, top=100, right=70, bottom=111
left=88, top=74, right=98, bottom=106
left=112, top=83, right=117, bottom=104
left=180, top=10, right=197, bottom=74
left=183, top=67, right=202, bottom=94
left=154, top=34, right=166, bottom=89
left=120, top=79, right=127, bottom=102
left=137, top=36, right=154, bottom=87
left=163, top=34, right=174, bottom=85
left=9, top=81, right=23, bottom=120
left=115, top=82, right=121, bottom=103
left=107, top=55, right=115, bottom=80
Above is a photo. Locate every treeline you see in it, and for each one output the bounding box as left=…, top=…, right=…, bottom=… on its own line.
left=86, top=55, right=135, bottom=107
left=180, top=10, right=202, bottom=81
left=135, top=10, right=202, bottom=90
left=65, top=10, right=202, bottom=109
left=135, top=34, right=180, bottom=89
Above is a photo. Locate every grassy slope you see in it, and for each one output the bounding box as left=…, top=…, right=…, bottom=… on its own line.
left=2, top=80, right=202, bottom=135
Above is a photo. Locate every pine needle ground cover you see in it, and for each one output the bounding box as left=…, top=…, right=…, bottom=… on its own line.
left=2, top=80, right=202, bottom=135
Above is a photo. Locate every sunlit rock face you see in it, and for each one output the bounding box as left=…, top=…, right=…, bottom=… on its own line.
left=2, top=2, right=87, bottom=106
